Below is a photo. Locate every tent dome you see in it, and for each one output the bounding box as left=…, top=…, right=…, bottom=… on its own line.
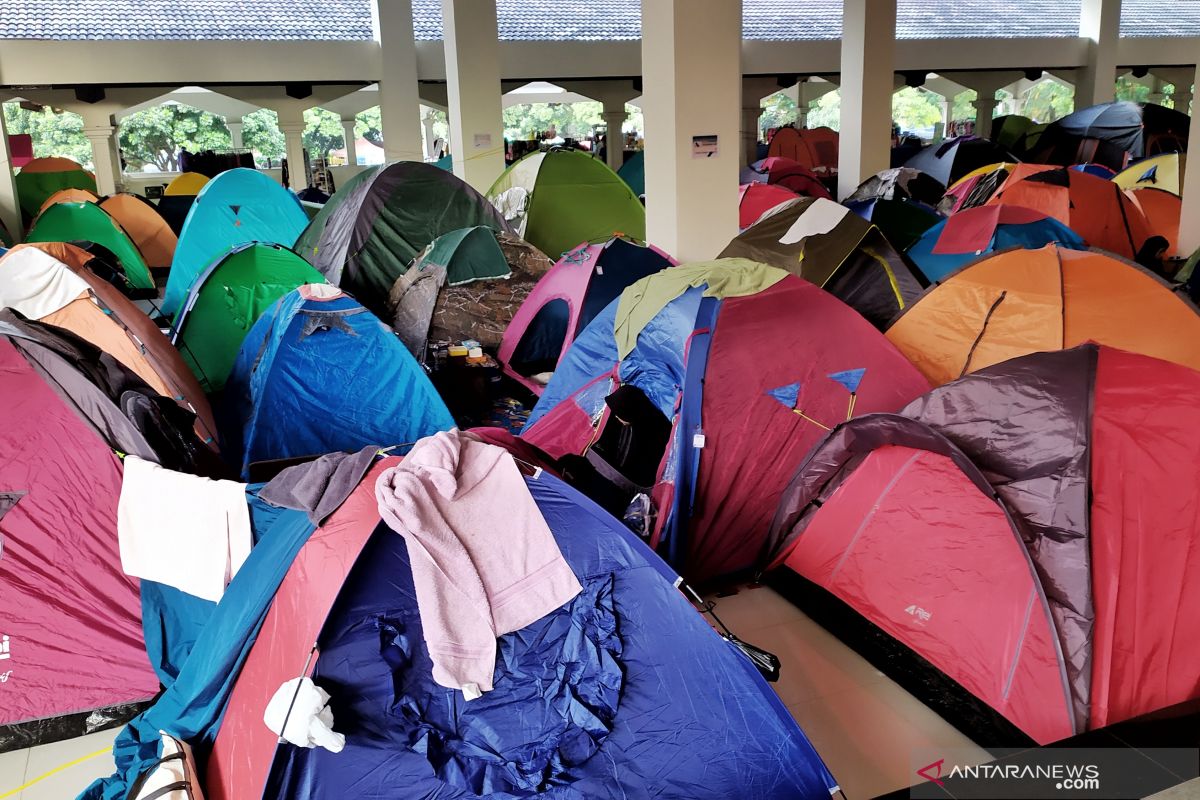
left=719, top=196, right=924, bottom=330
left=297, top=161, right=512, bottom=316
left=26, top=201, right=154, bottom=291
left=14, top=157, right=96, bottom=219
left=488, top=148, right=645, bottom=260
left=172, top=243, right=325, bottom=392
left=163, top=168, right=309, bottom=317
left=222, top=286, right=454, bottom=478
left=85, top=451, right=838, bottom=800
left=767, top=344, right=1200, bottom=743
left=499, top=235, right=676, bottom=395
left=886, top=244, right=1200, bottom=385
left=523, top=258, right=929, bottom=582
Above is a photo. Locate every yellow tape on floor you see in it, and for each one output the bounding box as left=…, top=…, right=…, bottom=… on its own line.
left=0, top=745, right=112, bottom=799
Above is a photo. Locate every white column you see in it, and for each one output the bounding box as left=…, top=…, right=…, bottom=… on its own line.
left=1076, top=0, right=1121, bottom=108
left=972, top=96, right=998, bottom=138
left=602, top=107, right=628, bottom=172
left=941, top=97, right=953, bottom=132
left=277, top=116, right=308, bottom=189
left=838, top=0, right=896, bottom=199
left=0, top=109, right=22, bottom=241
left=375, top=0, right=425, bottom=162
left=442, top=0, right=505, bottom=190
left=422, top=114, right=438, bottom=159
left=641, top=0, right=741, bottom=261
left=796, top=105, right=809, bottom=130
left=1179, top=73, right=1200, bottom=255
left=341, top=118, right=359, bottom=166
left=226, top=120, right=244, bottom=149
left=84, top=124, right=120, bottom=196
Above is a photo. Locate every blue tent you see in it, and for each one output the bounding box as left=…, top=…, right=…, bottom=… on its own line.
left=222, top=287, right=454, bottom=477
left=907, top=206, right=1087, bottom=283
left=617, top=150, right=645, bottom=197
left=162, top=168, right=309, bottom=317
left=82, top=458, right=837, bottom=800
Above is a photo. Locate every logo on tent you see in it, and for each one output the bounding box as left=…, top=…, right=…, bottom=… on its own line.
left=0, top=634, right=10, bottom=660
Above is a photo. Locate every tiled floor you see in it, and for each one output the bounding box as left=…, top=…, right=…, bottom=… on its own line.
left=6, top=585, right=1187, bottom=799
left=705, top=584, right=992, bottom=799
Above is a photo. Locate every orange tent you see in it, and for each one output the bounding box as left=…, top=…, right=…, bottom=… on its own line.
left=1, top=242, right=218, bottom=447
left=37, top=187, right=100, bottom=215
left=19, top=156, right=94, bottom=176
left=100, top=193, right=179, bottom=270
left=985, top=167, right=1151, bottom=258
left=1125, top=187, right=1181, bottom=257
left=767, top=127, right=839, bottom=174
left=886, top=245, right=1200, bottom=385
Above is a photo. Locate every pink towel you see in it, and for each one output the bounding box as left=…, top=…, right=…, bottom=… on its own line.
left=375, top=430, right=582, bottom=699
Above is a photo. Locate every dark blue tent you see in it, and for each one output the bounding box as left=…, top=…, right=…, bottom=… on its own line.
left=222, top=286, right=454, bottom=477
left=81, top=457, right=838, bottom=800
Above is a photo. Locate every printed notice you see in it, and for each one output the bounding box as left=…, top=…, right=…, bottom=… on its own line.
left=692, top=135, right=719, bottom=158
left=474, top=133, right=492, bottom=149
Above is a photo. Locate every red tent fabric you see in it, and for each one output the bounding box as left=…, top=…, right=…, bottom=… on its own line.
left=738, top=182, right=799, bottom=228
left=0, top=339, right=158, bottom=742
left=767, top=345, right=1200, bottom=743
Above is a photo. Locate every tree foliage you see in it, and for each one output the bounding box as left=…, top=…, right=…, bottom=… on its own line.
left=303, top=107, right=346, bottom=160
left=119, top=104, right=230, bottom=171
left=2, top=103, right=92, bottom=166
left=242, top=108, right=285, bottom=163
left=357, top=106, right=384, bottom=147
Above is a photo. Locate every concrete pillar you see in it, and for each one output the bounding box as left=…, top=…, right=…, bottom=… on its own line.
left=972, top=96, right=998, bottom=138
left=796, top=105, right=809, bottom=130
left=602, top=107, right=628, bottom=172
left=838, top=0, right=897, bottom=199
left=641, top=0, right=740, bottom=261
left=1076, top=0, right=1121, bottom=108
left=375, top=0, right=425, bottom=162
left=1180, top=83, right=1200, bottom=256
left=341, top=118, right=359, bottom=166
left=441, top=0, right=505, bottom=190
left=422, top=114, right=438, bottom=159
left=0, top=110, right=22, bottom=241
left=277, top=113, right=308, bottom=189
left=84, top=124, right=121, bottom=196
left=226, top=120, right=244, bottom=149
left=941, top=97, right=953, bottom=132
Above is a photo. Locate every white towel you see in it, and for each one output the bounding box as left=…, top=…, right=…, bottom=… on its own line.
left=118, top=456, right=251, bottom=602
left=264, top=677, right=345, bottom=753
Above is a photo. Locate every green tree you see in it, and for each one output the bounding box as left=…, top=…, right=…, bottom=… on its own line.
left=303, top=107, right=345, bottom=160
left=356, top=106, right=384, bottom=147
left=3, top=103, right=92, bottom=166
left=1015, top=81, right=1075, bottom=123
left=761, top=91, right=799, bottom=131
left=892, top=87, right=942, bottom=133
left=118, top=104, right=230, bottom=171
left=1115, top=76, right=1152, bottom=104
left=502, top=101, right=603, bottom=141
left=242, top=108, right=285, bottom=164
left=806, top=91, right=841, bottom=130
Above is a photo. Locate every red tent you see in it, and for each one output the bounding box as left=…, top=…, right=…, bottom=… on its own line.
left=738, top=182, right=799, bottom=228
left=766, top=345, right=1200, bottom=743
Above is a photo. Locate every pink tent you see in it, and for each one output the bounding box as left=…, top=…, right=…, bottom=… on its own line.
left=498, top=236, right=676, bottom=395
left=0, top=339, right=159, bottom=746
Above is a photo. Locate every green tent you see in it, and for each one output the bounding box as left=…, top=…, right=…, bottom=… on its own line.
left=27, top=202, right=155, bottom=290
left=172, top=243, right=325, bottom=391
left=488, top=148, right=646, bottom=260
left=14, top=165, right=98, bottom=220
left=295, top=161, right=512, bottom=316
left=0, top=216, right=12, bottom=248
left=416, top=226, right=511, bottom=286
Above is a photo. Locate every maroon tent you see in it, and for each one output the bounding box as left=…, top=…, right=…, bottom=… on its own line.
left=765, top=345, right=1200, bottom=744
left=0, top=311, right=211, bottom=748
